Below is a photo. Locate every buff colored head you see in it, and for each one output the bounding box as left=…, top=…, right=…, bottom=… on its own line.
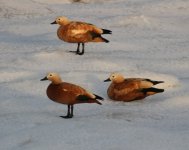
left=104, top=73, right=125, bottom=83
left=40, top=72, right=62, bottom=84
left=51, top=16, right=70, bottom=26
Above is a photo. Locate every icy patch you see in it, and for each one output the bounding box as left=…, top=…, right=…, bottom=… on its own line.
left=0, top=71, right=32, bottom=83
left=118, top=15, right=154, bottom=28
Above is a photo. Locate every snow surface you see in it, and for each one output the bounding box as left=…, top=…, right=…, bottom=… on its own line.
left=0, top=0, right=189, bottom=149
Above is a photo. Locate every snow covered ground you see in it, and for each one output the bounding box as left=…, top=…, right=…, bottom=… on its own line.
left=0, top=0, right=189, bottom=149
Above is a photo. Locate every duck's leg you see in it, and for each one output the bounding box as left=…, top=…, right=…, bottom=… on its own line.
left=78, top=43, right=85, bottom=55
left=76, top=43, right=81, bottom=54
left=60, top=105, right=73, bottom=119
left=69, top=43, right=80, bottom=54
left=70, top=105, right=74, bottom=118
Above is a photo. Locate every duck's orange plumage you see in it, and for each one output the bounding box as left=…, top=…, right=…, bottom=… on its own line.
left=41, top=72, right=103, bottom=118
left=104, top=73, right=164, bottom=102
left=51, top=16, right=112, bottom=55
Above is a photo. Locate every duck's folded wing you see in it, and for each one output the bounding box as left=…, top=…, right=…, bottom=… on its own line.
left=61, top=83, right=86, bottom=96
left=68, top=22, right=103, bottom=36
left=126, top=78, right=153, bottom=89
left=114, top=82, right=139, bottom=96
left=61, top=82, right=96, bottom=99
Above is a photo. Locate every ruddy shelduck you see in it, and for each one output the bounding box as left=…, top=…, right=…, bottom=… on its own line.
left=104, top=73, right=164, bottom=102
left=41, top=72, right=104, bottom=118
left=51, top=16, right=112, bottom=55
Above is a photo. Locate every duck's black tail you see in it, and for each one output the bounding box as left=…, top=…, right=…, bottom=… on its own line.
left=145, top=79, right=164, bottom=85
left=90, top=32, right=109, bottom=43
left=152, top=81, right=164, bottom=85
left=76, top=94, right=103, bottom=105
left=102, top=29, right=112, bottom=34
left=141, top=87, right=164, bottom=94
left=101, top=37, right=109, bottom=43
left=94, top=94, right=104, bottom=100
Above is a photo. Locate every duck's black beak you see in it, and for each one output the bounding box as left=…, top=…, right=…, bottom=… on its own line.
left=40, top=76, right=48, bottom=81
left=51, top=21, right=57, bottom=24
left=104, top=78, right=111, bottom=82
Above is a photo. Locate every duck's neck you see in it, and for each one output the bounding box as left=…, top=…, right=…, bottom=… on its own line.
left=59, top=20, right=70, bottom=26
left=51, top=78, right=62, bottom=85
left=114, top=77, right=125, bottom=83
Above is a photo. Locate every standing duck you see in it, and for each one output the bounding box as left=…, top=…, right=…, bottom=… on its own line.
left=51, top=16, right=112, bottom=55
left=41, top=72, right=103, bottom=118
left=104, top=73, right=164, bottom=102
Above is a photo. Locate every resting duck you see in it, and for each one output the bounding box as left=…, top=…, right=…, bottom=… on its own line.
left=104, top=73, right=164, bottom=102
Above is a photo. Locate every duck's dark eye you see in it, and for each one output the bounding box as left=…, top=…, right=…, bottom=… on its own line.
left=49, top=74, right=52, bottom=76
left=58, top=19, right=60, bottom=20
left=112, top=76, right=115, bottom=78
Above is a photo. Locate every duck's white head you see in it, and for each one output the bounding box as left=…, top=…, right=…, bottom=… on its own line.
left=51, top=16, right=70, bottom=26
left=104, top=73, right=125, bottom=83
left=41, top=72, right=62, bottom=84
